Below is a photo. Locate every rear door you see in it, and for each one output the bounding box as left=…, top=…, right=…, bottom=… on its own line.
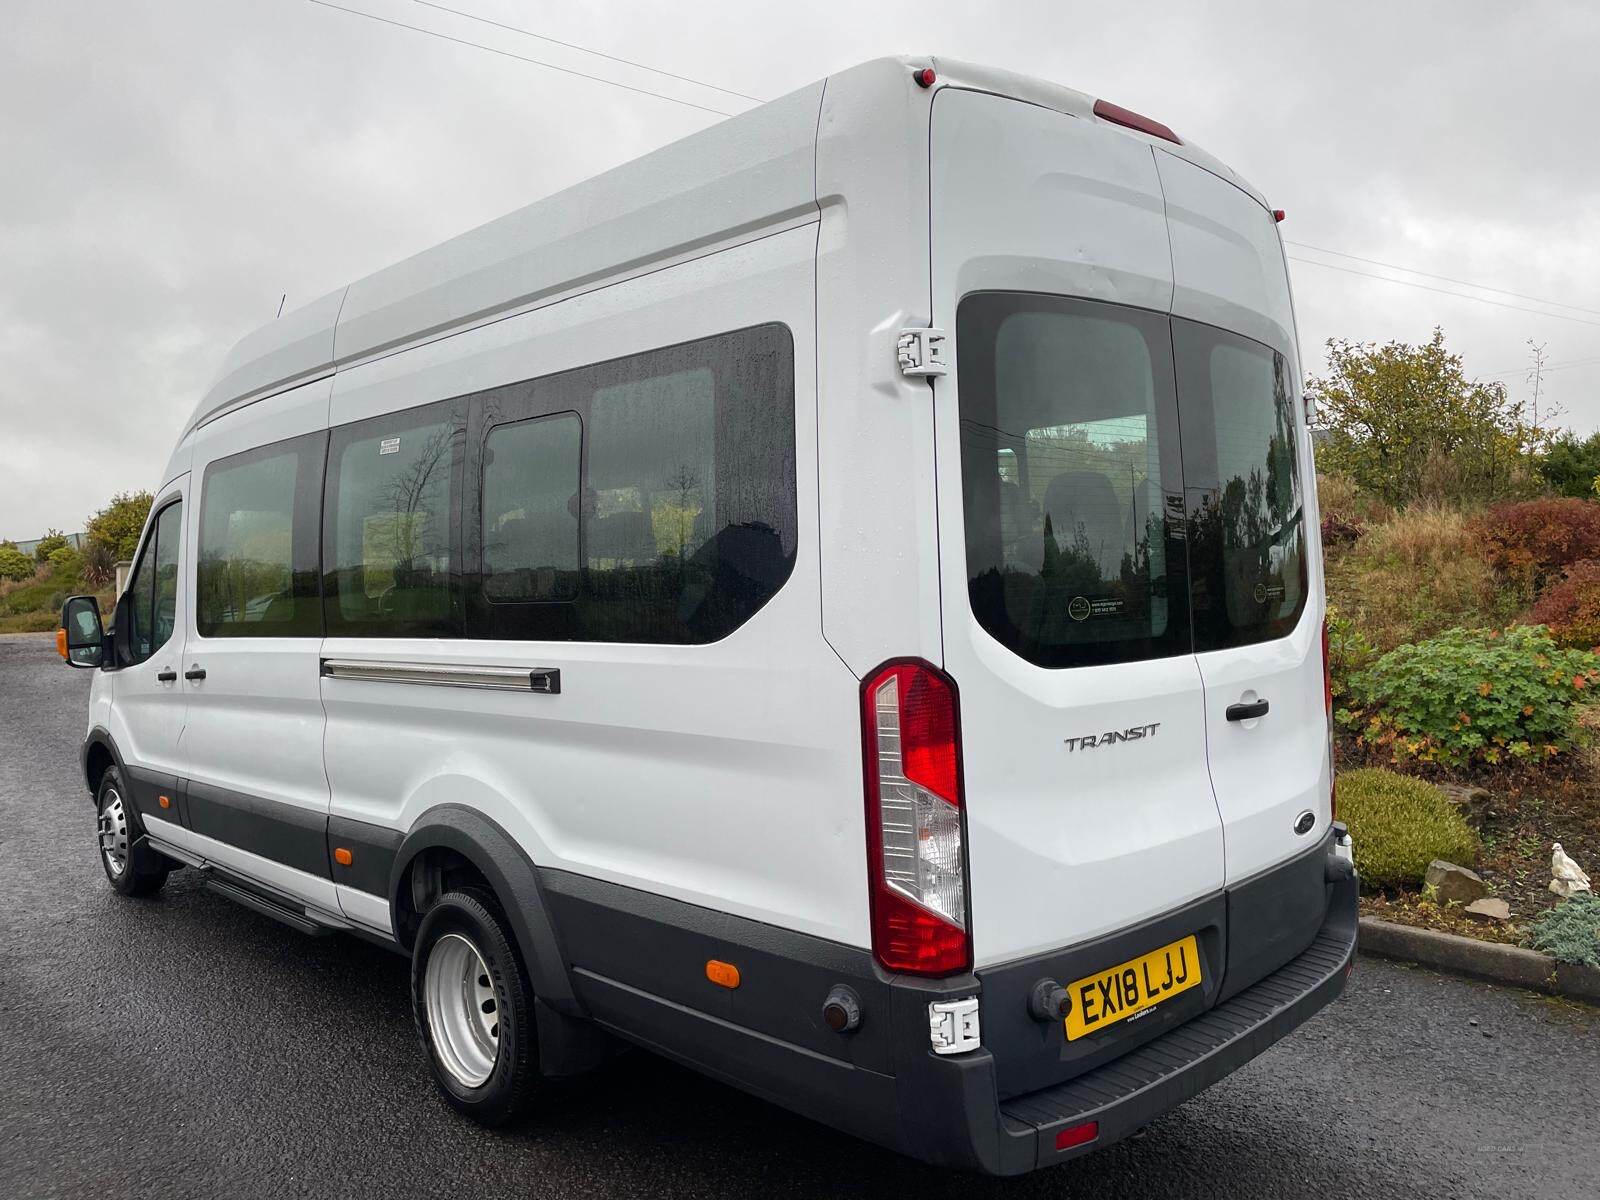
left=930, top=89, right=1226, bottom=967
left=1158, top=153, right=1330, bottom=885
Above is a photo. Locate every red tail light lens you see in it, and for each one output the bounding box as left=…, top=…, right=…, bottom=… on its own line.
left=1321, top=617, right=1332, bottom=720
left=861, top=660, right=970, bottom=976
left=1092, top=97, right=1181, bottom=144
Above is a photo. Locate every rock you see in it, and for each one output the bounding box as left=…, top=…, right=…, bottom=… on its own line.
left=1464, top=897, right=1511, bottom=922
left=1425, top=860, right=1489, bottom=906
left=1436, top=782, right=1493, bottom=828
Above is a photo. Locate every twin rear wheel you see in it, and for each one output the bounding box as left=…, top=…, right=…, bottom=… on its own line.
left=411, top=889, right=540, bottom=1125
left=93, top=772, right=540, bottom=1125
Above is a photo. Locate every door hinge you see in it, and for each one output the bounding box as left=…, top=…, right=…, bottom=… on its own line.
left=897, top=327, right=949, bottom=378
left=928, top=996, right=981, bottom=1055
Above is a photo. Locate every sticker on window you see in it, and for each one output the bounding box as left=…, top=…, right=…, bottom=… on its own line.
left=379, top=437, right=401, bottom=456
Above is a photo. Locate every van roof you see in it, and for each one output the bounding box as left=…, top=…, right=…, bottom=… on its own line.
left=184, top=56, right=1269, bottom=436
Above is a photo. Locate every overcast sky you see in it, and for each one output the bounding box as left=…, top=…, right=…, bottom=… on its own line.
left=3, top=0, right=1597, bottom=538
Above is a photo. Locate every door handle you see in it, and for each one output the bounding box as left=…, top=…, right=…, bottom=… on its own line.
left=1226, top=698, right=1269, bottom=722
left=184, top=665, right=207, bottom=681
left=156, top=669, right=177, bottom=683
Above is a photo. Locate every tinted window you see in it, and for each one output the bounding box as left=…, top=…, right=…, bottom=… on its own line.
left=325, top=400, right=465, bottom=637
left=197, top=433, right=324, bottom=638
left=482, top=414, right=580, bottom=602
left=123, top=524, right=158, bottom=664
left=1175, top=319, right=1307, bottom=648
left=957, top=294, right=1188, bottom=668
left=469, top=324, right=796, bottom=644
left=152, top=501, right=182, bottom=649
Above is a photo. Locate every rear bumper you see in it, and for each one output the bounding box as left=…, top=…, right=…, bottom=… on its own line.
left=540, top=840, right=1359, bottom=1176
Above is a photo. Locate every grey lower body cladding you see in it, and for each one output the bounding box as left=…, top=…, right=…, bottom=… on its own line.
left=541, top=835, right=1359, bottom=1175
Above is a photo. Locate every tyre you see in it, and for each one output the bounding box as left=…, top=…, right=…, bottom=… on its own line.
left=96, top=766, right=169, bottom=897
left=412, top=888, right=538, bottom=1125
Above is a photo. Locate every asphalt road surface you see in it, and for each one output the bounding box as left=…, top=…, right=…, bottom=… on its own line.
left=3, top=632, right=1597, bottom=1200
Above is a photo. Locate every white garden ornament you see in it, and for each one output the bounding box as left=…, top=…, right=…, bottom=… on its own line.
left=1549, top=843, right=1592, bottom=899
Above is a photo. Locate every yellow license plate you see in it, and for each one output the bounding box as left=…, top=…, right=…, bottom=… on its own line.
left=1063, top=934, right=1202, bottom=1042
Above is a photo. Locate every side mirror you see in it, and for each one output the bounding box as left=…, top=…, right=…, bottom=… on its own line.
left=59, top=596, right=105, bottom=668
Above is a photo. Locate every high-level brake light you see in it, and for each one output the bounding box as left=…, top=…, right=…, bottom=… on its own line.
left=861, top=660, right=970, bottom=976
left=1092, top=97, right=1181, bottom=144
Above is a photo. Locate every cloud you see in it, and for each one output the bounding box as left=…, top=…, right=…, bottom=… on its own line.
left=2, top=0, right=1597, bottom=537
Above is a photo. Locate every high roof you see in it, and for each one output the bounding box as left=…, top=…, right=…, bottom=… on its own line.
left=184, top=55, right=1263, bottom=436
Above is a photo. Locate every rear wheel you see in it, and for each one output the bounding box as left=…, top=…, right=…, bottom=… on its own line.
left=412, top=889, right=538, bottom=1125
left=96, top=766, right=168, bottom=896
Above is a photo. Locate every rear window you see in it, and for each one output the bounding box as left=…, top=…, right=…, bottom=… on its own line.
left=957, top=294, right=1308, bottom=668
left=1174, top=319, right=1307, bottom=649
left=957, top=294, right=1189, bottom=668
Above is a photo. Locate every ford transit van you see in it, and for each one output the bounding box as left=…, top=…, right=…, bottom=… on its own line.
left=60, top=56, right=1357, bottom=1174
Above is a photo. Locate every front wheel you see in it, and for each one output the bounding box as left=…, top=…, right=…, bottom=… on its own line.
left=96, top=767, right=168, bottom=897
left=411, top=889, right=538, bottom=1125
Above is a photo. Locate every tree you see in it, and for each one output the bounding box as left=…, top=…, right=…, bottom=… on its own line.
left=1540, top=431, right=1600, bottom=499
left=33, top=528, right=69, bottom=562
left=1307, top=328, right=1541, bottom=508
left=84, top=490, right=153, bottom=561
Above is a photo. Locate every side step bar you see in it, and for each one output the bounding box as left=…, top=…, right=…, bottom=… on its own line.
left=202, top=873, right=331, bottom=937
left=142, top=834, right=348, bottom=937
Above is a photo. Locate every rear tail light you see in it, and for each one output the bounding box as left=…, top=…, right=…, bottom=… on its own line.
left=861, top=660, right=970, bottom=976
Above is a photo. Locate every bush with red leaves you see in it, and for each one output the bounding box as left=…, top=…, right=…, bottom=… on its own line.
left=1474, top=498, right=1600, bottom=594
left=1528, top=558, right=1600, bottom=649
left=1321, top=512, right=1365, bottom=546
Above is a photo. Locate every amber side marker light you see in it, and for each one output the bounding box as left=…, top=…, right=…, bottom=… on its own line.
left=333, top=847, right=353, bottom=866
left=158, top=795, right=171, bottom=809
left=55, top=629, right=68, bottom=660
left=705, top=960, right=741, bottom=989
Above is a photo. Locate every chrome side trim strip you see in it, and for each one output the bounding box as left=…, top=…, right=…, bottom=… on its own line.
left=320, top=658, right=561, bottom=694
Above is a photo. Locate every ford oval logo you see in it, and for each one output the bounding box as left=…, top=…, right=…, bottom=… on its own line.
left=1293, top=810, right=1317, bottom=836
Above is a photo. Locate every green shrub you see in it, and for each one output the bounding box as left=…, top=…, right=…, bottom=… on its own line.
left=1336, top=768, right=1481, bottom=888
left=0, top=546, right=34, bottom=581
left=46, top=545, right=80, bottom=573
left=1326, top=604, right=1376, bottom=708
left=84, top=490, right=152, bottom=561
left=1343, top=625, right=1600, bottom=767
left=32, top=529, right=69, bottom=562
left=1527, top=892, right=1600, bottom=966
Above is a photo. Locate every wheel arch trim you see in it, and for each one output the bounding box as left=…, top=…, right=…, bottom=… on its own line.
left=390, top=804, right=583, bottom=1017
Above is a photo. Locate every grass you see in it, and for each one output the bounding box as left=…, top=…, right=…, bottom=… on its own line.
left=0, top=562, right=114, bottom=633
left=1325, top=503, right=1519, bottom=652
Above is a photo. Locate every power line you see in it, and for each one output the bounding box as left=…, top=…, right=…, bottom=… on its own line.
left=1285, top=256, right=1600, bottom=329
left=1481, top=354, right=1600, bottom=380
left=413, top=0, right=763, bottom=104
left=303, top=0, right=738, bottom=117
left=1285, top=240, right=1600, bottom=318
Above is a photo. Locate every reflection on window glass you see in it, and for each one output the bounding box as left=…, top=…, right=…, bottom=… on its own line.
left=125, top=533, right=156, bottom=663
left=1177, top=321, right=1306, bottom=648
left=483, top=414, right=580, bottom=601
left=958, top=295, right=1183, bottom=668
left=326, top=403, right=462, bottom=636
left=152, top=501, right=182, bottom=649
left=198, top=435, right=320, bottom=637
left=472, top=324, right=796, bottom=645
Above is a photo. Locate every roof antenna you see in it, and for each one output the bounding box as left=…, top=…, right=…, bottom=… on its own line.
left=276, top=293, right=287, bottom=319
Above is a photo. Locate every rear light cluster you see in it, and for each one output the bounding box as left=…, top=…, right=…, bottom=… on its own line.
left=861, top=660, right=970, bottom=976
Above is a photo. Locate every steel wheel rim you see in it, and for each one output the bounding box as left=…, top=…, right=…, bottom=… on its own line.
left=98, top=788, right=129, bottom=877
left=424, top=932, right=501, bottom=1088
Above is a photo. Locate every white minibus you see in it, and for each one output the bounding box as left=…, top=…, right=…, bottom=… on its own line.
left=60, top=56, right=1356, bottom=1174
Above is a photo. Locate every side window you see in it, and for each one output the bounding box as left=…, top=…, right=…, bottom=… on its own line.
left=152, top=501, right=183, bottom=649
left=956, top=293, right=1188, bottom=668
left=123, top=529, right=157, bottom=664
left=120, top=498, right=182, bottom=665
left=1174, top=320, right=1307, bottom=649
left=482, top=413, right=581, bottom=602
left=469, top=324, right=797, bottom=644
left=197, top=433, right=324, bottom=638
left=325, top=399, right=465, bottom=637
